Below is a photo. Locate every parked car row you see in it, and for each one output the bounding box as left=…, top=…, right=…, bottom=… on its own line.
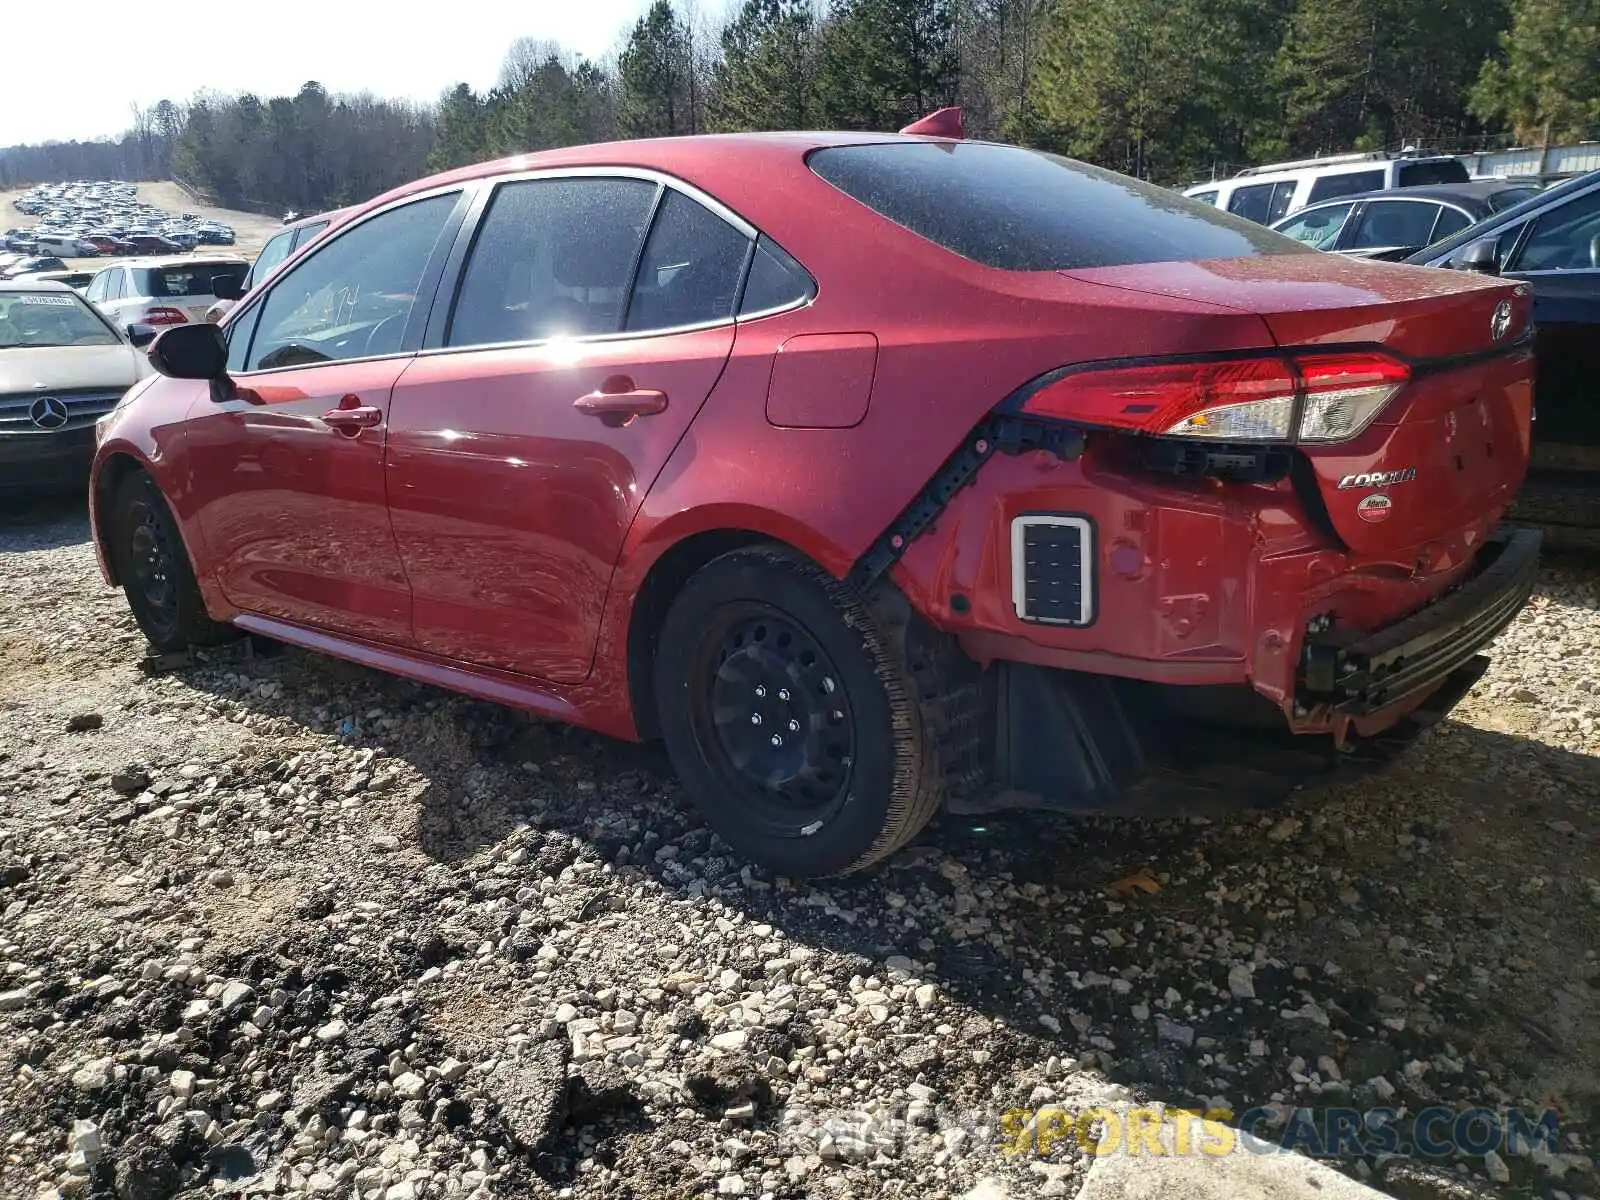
left=7, top=180, right=235, bottom=260
left=1182, top=150, right=1482, bottom=223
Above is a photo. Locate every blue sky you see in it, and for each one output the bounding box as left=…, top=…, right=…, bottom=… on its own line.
left=4, top=0, right=663, bottom=147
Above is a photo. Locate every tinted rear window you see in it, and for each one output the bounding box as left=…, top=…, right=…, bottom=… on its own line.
left=1398, top=159, right=1470, bottom=187
left=133, top=263, right=248, bottom=298
left=1488, top=187, right=1538, bottom=213
left=808, top=142, right=1305, bottom=270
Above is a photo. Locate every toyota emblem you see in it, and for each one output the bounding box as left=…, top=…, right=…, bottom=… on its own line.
left=1490, top=299, right=1512, bottom=342
left=28, top=395, right=69, bottom=431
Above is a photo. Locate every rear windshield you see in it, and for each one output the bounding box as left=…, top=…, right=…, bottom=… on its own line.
left=808, top=142, right=1307, bottom=270
left=1488, top=187, right=1539, bottom=213
left=1398, top=159, right=1470, bottom=187
left=133, top=263, right=248, bottom=299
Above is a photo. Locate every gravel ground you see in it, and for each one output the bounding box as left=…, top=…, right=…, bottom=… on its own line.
left=1, top=498, right=1596, bottom=1200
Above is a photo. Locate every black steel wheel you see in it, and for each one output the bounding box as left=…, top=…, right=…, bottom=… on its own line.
left=691, top=603, right=857, bottom=834
left=654, top=545, right=944, bottom=877
left=110, top=470, right=233, bottom=652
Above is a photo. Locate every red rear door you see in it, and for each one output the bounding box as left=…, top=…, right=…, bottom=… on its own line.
left=383, top=176, right=750, bottom=683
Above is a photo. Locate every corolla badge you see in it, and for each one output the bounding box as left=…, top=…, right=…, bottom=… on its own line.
left=1338, top=467, right=1416, bottom=490
left=1490, top=299, right=1512, bottom=342
left=1356, top=493, right=1394, bottom=524
left=28, top=395, right=69, bottom=430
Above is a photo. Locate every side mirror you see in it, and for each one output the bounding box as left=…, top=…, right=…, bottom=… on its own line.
left=148, top=321, right=228, bottom=381
left=1458, top=238, right=1501, bottom=276
left=126, top=323, right=156, bottom=348
left=210, top=275, right=245, bottom=301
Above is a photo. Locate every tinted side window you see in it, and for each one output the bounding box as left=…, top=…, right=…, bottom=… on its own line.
left=1268, top=181, right=1296, bottom=222
left=1511, top=188, right=1600, bottom=272
left=740, top=237, right=813, bottom=315
left=1188, top=190, right=1219, bottom=206
left=1307, top=170, right=1385, bottom=203
left=1431, top=207, right=1472, bottom=241
left=809, top=142, right=1302, bottom=270
left=226, top=303, right=261, bottom=374
left=1346, top=201, right=1443, bottom=250
left=625, top=190, right=750, bottom=332
left=448, top=178, right=657, bottom=348
left=246, top=193, right=457, bottom=371
left=1227, top=183, right=1277, bottom=223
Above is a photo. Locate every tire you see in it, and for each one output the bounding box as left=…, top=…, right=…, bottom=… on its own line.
left=109, top=470, right=233, bottom=653
left=654, top=545, right=943, bottom=878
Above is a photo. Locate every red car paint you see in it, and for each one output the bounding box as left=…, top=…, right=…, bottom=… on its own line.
left=90, top=131, right=1535, bottom=761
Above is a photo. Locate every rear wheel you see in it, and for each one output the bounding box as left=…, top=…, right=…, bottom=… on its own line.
left=654, top=546, right=942, bottom=877
left=110, top=471, right=233, bottom=653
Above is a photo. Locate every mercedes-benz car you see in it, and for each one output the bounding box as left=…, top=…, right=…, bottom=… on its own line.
left=0, top=280, right=153, bottom=495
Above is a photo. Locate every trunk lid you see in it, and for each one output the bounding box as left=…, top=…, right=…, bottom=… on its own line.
left=1066, top=256, right=1536, bottom=556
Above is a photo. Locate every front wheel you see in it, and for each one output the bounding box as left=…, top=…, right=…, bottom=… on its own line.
left=110, top=470, right=234, bottom=653
left=654, top=546, right=943, bottom=877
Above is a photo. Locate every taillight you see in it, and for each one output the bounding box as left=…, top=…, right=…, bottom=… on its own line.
left=142, top=307, right=188, bottom=326
left=1020, top=351, right=1410, bottom=445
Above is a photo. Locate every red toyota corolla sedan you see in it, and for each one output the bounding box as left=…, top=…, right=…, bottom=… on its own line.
left=89, top=127, right=1540, bottom=877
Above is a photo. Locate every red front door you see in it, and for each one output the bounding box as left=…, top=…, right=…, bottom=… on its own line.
left=383, top=326, right=735, bottom=682
left=186, top=358, right=414, bottom=643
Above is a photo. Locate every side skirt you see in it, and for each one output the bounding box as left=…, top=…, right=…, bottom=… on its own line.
left=231, top=614, right=585, bottom=726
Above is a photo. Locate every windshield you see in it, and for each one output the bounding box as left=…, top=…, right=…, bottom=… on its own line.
left=0, top=291, right=120, bottom=348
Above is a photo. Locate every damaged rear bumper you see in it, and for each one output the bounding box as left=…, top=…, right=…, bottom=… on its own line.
left=963, top=527, right=1540, bottom=815
left=1298, top=527, right=1540, bottom=715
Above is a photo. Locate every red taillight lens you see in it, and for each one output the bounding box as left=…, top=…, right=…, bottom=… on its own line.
left=142, top=307, right=188, bottom=326
left=1020, top=351, right=1410, bottom=445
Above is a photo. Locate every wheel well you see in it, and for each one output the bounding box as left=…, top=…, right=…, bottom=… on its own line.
left=626, top=529, right=785, bottom=741
left=92, top=453, right=143, bottom=586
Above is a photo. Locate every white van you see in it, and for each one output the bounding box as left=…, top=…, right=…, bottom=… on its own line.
left=32, top=233, right=95, bottom=257
left=1184, top=152, right=1471, bottom=225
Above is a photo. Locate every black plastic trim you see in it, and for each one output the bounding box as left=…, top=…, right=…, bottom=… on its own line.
left=1300, top=527, right=1540, bottom=714
left=847, top=415, right=1086, bottom=590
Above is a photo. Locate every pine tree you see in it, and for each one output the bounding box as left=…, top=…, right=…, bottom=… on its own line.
left=427, top=84, right=489, bottom=172
left=1270, top=0, right=1508, bottom=157
left=618, top=0, right=698, bottom=137
left=708, top=0, right=822, bottom=131
left=817, top=0, right=960, bottom=131
left=1473, top=0, right=1600, bottom=143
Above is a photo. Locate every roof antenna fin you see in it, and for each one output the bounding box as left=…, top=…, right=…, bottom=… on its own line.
left=900, top=107, right=964, bottom=138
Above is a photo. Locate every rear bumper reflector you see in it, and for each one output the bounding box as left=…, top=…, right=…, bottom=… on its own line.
left=1011, top=513, right=1094, bottom=627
